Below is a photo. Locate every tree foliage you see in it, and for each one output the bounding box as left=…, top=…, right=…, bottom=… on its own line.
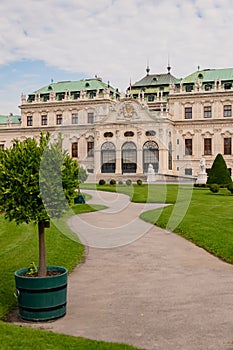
left=0, top=132, right=80, bottom=276
left=0, top=133, right=49, bottom=224
left=77, top=166, right=88, bottom=184
left=207, top=153, right=232, bottom=185
left=0, top=132, right=79, bottom=224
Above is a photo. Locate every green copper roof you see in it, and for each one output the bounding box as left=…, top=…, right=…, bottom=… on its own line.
left=0, top=114, right=21, bottom=125
left=132, top=73, right=179, bottom=88
left=182, top=68, right=233, bottom=83
left=33, top=78, right=117, bottom=94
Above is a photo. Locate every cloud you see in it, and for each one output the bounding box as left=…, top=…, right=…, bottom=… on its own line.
left=0, top=0, right=232, bottom=113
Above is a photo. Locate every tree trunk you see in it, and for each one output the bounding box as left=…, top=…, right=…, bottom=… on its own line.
left=38, top=221, right=47, bottom=277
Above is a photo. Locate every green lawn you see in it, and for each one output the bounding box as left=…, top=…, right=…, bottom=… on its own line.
left=80, top=183, right=179, bottom=203
left=0, top=321, right=143, bottom=350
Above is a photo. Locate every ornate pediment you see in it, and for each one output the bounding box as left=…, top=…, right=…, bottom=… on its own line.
left=117, top=101, right=138, bottom=120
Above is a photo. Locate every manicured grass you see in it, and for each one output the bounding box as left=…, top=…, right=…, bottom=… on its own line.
left=81, top=183, right=179, bottom=203
left=0, top=321, right=143, bottom=350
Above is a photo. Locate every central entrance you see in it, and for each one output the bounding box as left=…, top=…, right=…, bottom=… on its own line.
left=122, top=142, right=137, bottom=173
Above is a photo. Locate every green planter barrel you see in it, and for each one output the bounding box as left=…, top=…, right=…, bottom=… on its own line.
left=14, top=266, right=68, bottom=322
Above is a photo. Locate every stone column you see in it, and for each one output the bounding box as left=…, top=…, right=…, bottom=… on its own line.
left=137, top=130, right=143, bottom=174
left=158, top=148, right=168, bottom=174
left=94, top=132, right=101, bottom=174
left=115, top=130, right=121, bottom=174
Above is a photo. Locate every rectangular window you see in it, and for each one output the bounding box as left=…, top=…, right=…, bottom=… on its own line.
left=185, top=168, right=192, bottom=175
left=204, top=138, right=212, bottom=155
left=72, top=113, right=78, bottom=124
left=41, top=115, right=47, bottom=125
left=87, top=112, right=94, bottom=124
left=185, top=85, right=193, bottom=92
left=72, top=142, right=78, bottom=158
left=224, top=138, right=231, bottom=155
left=204, top=106, right=212, bottom=118
left=185, top=107, right=192, bottom=119
left=224, top=105, right=232, bottom=117
left=87, top=141, right=94, bottom=157
left=27, top=116, right=33, bottom=126
left=185, top=139, right=192, bottom=155
left=148, top=95, right=155, bottom=102
left=56, top=114, right=62, bottom=125
left=177, top=139, right=179, bottom=145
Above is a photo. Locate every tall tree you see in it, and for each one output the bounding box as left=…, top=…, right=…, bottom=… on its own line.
left=207, top=153, right=232, bottom=185
left=0, top=132, right=79, bottom=276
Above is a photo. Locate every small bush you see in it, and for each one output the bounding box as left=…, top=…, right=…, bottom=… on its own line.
left=209, top=184, right=219, bottom=193
left=227, top=182, right=233, bottom=194
left=118, top=180, right=123, bottom=185
left=126, top=179, right=132, bottom=186
left=207, top=153, right=232, bottom=185
left=109, top=179, right=116, bottom=185
left=137, top=179, right=142, bottom=186
left=194, top=183, right=206, bottom=188
left=99, top=179, right=106, bottom=185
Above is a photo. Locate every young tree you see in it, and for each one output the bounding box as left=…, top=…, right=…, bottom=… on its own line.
left=0, top=132, right=79, bottom=277
left=207, top=153, right=232, bottom=185
left=77, top=166, right=88, bottom=184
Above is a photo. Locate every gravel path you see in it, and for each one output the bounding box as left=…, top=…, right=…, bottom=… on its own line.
left=11, top=190, right=233, bottom=350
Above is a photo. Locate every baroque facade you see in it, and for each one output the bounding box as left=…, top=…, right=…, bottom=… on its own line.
left=1, top=66, right=233, bottom=182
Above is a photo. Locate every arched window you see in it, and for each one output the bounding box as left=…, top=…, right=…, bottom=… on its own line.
left=101, top=142, right=116, bottom=173
left=122, top=142, right=137, bottom=173
left=143, top=141, right=159, bottom=173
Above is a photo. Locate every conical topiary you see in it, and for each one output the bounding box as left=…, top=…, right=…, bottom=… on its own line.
left=207, top=153, right=232, bottom=185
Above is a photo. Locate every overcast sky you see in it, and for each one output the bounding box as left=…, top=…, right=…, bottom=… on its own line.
left=0, top=0, right=232, bottom=115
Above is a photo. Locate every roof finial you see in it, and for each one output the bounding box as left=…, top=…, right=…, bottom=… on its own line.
left=146, top=57, right=150, bottom=75
left=197, top=65, right=200, bottom=71
left=167, top=54, right=171, bottom=74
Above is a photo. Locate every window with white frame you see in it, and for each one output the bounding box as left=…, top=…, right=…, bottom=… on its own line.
left=72, top=113, right=78, bottom=124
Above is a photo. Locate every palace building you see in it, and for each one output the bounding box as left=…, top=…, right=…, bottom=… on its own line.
left=1, top=65, right=233, bottom=182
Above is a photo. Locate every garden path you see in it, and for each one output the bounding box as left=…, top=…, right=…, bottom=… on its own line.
left=13, top=190, right=233, bottom=350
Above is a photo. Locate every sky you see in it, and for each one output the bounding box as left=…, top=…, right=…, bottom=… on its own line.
left=0, top=0, right=233, bottom=115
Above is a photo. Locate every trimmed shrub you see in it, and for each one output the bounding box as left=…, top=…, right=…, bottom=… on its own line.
left=227, top=183, right=233, bottom=194
left=207, top=153, right=232, bottom=185
left=109, top=179, right=116, bottom=185
left=99, top=179, right=106, bottom=185
left=126, top=179, right=132, bottom=186
left=209, top=184, right=219, bottom=193
left=137, top=179, right=142, bottom=185
left=118, top=180, right=123, bottom=185
left=194, top=183, right=206, bottom=188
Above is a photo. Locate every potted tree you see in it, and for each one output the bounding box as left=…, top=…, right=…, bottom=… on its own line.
left=0, top=132, right=79, bottom=321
